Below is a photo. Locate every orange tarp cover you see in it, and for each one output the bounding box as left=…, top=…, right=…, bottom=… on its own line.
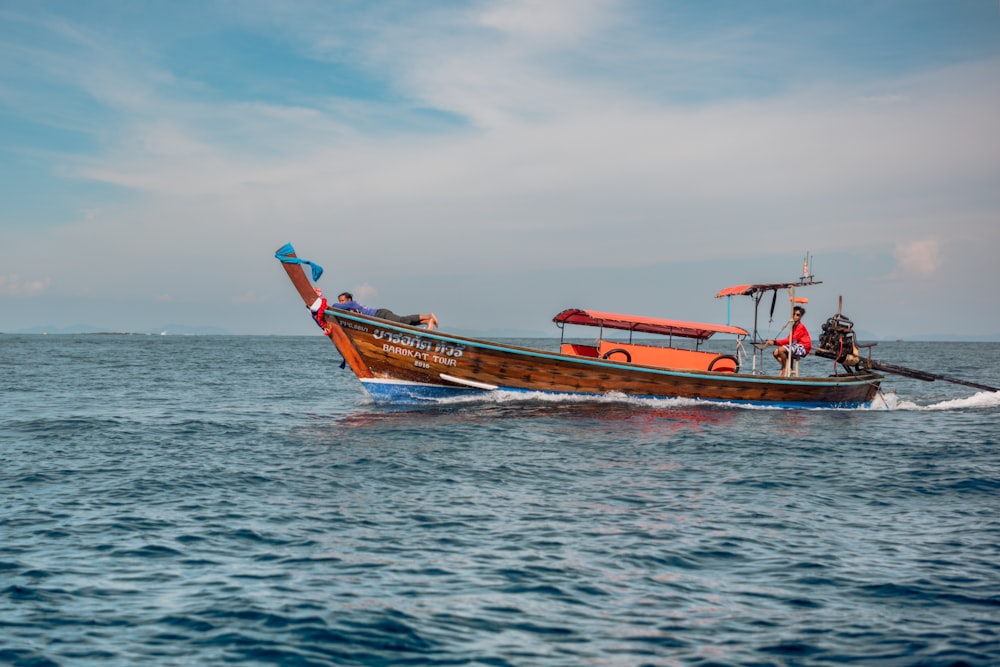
left=553, top=308, right=747, bottom=340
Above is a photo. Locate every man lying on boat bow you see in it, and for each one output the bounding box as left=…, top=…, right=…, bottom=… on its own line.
left=333, top=291, right=439, bottom=331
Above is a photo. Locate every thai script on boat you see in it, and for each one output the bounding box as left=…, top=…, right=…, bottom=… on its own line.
left=373, top=329, right=465, bottom=358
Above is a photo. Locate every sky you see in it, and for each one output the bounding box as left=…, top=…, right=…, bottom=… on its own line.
left=2, top=0, right=999, bottom=339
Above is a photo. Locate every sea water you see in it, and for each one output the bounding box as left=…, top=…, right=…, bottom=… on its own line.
left=2, top=335, right=998, bottom=666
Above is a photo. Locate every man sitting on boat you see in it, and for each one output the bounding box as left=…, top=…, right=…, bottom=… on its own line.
left=333, top=292, right=439, bottom=331
left=766, top=306, right=812, bottom=376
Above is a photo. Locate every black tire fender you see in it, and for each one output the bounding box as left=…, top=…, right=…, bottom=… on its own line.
left=601, top=348, right=632, bottom=363
left=708, top=354, right=739, bottom=372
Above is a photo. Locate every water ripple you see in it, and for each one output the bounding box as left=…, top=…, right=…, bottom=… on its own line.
left=1, top=336, right=998, bottom=665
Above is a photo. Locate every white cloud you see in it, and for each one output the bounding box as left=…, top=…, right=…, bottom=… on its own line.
left=27, top=55, right=995, bottom=318
left=0, top=274, right=52, bottom=297
left=3, top=2, right=999, bottom=336
left=478, top=0, right=618, bottom=45
left=892, top=239, right=941, bottom=278
left=352, top=283, right=378, bottom=303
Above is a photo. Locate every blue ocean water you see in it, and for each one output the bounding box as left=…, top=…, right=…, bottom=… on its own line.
left=2, top=334, right=998, bottom=666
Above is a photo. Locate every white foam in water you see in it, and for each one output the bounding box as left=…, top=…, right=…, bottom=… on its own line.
left=867, top=391, right=898, bottom=411
left=432, top=385, right=1000, bottom=412
left=432, top=389, right=717, bottom=409
left=893, top=390, right=1000, bottom=412
left=433, top=389, right=862, bottom=411
left=435, top=389, right=702, bottom=408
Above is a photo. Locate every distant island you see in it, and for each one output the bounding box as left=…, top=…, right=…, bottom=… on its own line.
left=9, top=324, right=233, bottom=336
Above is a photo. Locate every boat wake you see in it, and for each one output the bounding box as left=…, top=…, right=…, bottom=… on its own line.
left=427, top=389, right=864, bottom=411
left=889, top=389, right=1000, bottom=412
left=433, top=389, right=709, bottom=410
left=419, top=386, right=1000, bottom=413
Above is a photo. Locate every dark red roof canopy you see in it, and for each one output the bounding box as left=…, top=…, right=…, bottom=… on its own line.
left=553, top=308, right=747, bottom=340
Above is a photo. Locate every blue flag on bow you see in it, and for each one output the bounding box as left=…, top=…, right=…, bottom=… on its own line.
left=274, top=243, right=323, bottom=282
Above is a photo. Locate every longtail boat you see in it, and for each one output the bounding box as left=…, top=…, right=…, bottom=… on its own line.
left=274, top=244, right=909, bottom=408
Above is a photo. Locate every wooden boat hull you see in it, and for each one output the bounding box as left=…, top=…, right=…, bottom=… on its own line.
left=276, top=245, right=882, bottom=408
left=324, top=310, right=882, bottom=408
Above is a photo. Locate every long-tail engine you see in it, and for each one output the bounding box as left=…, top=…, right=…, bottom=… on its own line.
left=814, top=313, right=865, bottom=371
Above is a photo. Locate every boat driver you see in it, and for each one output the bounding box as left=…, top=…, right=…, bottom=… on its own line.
left=766, top=306, right=812, bottom=376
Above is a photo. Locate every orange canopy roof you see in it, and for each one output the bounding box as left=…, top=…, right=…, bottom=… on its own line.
left=715, top=280, right=822, bottom=298
left=553, top=308, right=748, bottom=340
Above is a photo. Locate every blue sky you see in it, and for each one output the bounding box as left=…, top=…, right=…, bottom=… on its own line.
left=2, top=1, right=999, bottom=338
